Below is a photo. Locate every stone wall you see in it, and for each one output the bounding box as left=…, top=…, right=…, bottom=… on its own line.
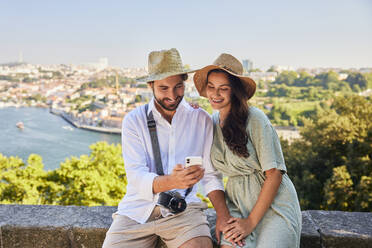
left=0, top=204, right=371, bottom=248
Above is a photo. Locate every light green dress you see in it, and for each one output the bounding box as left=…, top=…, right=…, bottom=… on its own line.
left=211, top=107, right=302, bottom=248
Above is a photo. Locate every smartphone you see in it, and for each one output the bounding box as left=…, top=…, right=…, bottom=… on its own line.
left=185, top=156, right=203, bottom=168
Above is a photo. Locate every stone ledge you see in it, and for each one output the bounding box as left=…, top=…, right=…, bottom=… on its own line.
left=307, top=210, right=372, bottom=248
left=0, top=204, right=371, bottom=248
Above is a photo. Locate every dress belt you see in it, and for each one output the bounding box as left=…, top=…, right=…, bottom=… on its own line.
left=228, top=169, right=262, bottom=178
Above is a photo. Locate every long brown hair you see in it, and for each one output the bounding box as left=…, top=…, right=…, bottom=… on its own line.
left=207, top=69, right=250, bottom=158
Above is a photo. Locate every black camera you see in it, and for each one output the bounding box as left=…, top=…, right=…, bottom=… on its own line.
left=158, top=191, right=187, bottom=214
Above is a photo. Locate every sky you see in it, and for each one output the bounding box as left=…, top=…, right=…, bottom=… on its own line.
left=1, top=0, right=371, bottom=70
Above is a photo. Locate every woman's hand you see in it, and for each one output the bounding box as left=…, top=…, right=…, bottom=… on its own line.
left=188, top=102, right=199, bottom=109
left=216, top=214, right=245, bottom=247
left=206, top=190, right=246, bottom=246
left=221, top=168, right=282, bottom=245
left=223, top=217, right=255, bottom=245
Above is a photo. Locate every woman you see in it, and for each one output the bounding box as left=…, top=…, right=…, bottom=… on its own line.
left=193, top=54, right=302, bottom=248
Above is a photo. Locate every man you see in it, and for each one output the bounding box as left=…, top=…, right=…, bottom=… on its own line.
left=102, top=48, right=230, bottom=248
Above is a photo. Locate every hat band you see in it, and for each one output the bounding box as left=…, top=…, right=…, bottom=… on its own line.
left=220, top=65, right=238, bottom=75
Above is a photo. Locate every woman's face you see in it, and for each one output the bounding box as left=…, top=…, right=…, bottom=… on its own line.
left=206, top=71, right=232, bottom=112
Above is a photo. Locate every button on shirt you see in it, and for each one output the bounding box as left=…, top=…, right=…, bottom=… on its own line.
left=117, top=98, right=224, bottom=224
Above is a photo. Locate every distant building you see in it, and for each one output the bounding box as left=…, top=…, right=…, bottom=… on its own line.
left=99, top=58, right=108, bottom=69
left=338, top=73, right=348, bottom=80
left=360, top=68, right=372, bottom=73
left=81, top=58, right=109, bottom=71
left=270, top=65, right=294, bottom=73
left=242, top=59, right=253, bottom=73
left=274, top=126, right=301, bottom=143
left=249, top=71, right=278, bottom=82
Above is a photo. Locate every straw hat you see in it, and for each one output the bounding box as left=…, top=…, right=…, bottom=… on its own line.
left=136, top=48, right=195, bottom=83
left=193, top=53, right=256, bottom=99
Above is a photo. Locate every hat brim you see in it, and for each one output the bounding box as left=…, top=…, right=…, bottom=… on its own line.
left=193, top=65, right=256, bottom=99
left=136, top=69, right=197, bottom=83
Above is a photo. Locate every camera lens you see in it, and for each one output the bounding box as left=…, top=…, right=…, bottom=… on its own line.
left=187, top=159, right=190, bottom=163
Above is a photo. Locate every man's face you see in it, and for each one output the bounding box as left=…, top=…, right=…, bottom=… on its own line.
left=150, top=75, right=185, bottom=111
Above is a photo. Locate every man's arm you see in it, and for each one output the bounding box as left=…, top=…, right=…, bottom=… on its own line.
left=208, top=190, right=232, bottom=244
left=122, top=114, right=159, bottom=201
left=208, top=190, right=229, bottom=217
left=123, top=110, right=206, bottom=199
left=199, top=113, right=225, bottom=195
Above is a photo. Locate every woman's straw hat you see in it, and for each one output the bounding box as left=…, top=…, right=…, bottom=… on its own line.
left=193, top=53, right=256, bottom=99
left=136, top=48, right=195, bottom=83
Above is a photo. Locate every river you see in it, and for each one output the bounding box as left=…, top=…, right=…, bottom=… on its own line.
left=0, top=107, right=121, bottom=170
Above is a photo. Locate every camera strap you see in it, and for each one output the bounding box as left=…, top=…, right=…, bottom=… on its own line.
left=145, top=103, right=192, bottom=197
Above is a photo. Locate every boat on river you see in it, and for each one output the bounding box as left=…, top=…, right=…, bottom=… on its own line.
left=16, top=122, right=24, bottom=129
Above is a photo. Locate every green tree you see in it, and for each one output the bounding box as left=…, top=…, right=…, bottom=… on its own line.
left=273, top=71, right=298, bottom=86
left=345, top=72, right=368, bottom=91
left=314, top=71, right=341, bottom=90
left=0, top=142, right=127, bottom=206
left=364, top=72, right=372, bottom=89
left=355, top=174, right=372, bottom=211
left=267, top=66, right=277, bottom=73
left=135, top=94, right=142, bottom=102
left=323, top=165, right=355, bottom=211
left=0, top=154, right=47, bottom=204
left=284, top=95, right=372, bottom=211
left=43, top=142, right=127, bottom=206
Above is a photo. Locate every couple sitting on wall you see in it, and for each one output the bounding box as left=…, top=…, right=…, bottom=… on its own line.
left=102, top=48, right=302, bottom=248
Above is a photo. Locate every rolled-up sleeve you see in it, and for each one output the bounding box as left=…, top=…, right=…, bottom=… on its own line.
left=122, top=114, right=158, bottom=201
left=200, top=115, right=225, bottom=196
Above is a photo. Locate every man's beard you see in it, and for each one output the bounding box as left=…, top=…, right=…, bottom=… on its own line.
left=154, top=94, right=183, bottom=111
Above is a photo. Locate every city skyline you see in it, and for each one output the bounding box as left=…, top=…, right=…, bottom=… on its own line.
left=1, top=0, right=372, bottom=70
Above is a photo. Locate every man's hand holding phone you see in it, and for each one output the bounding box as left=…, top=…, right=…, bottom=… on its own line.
left=185, top=156, right=203, bottom=168
left=169, top=156, right=204, bottom=189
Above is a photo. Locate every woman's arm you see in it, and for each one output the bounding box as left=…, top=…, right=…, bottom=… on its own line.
left=223, top=168, right=282, bottom=243
left=246, top=168, right=282, bottom=226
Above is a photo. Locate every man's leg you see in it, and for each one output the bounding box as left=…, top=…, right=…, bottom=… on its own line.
left=179, top=236, right=213, bottom=248
left=102, top=213, right=158, bottom=248
left=155, top=203, right=213, bottom=248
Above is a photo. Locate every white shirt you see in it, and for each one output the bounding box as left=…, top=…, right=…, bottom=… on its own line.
left=117, top=98, right=224, bottom=224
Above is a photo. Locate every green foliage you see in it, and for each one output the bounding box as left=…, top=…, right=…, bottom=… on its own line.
left=22, top=77, right=37, bottom=83
left=263, top=69, right=372, bottom=126
left=0, top=142, right=213, bottom=207
left=0, top=75, right=17, bottom=81
left=196, top=98, right=213, bottom=114
left=267, top=85, right=332, bottom=100
left=45, top=142, right=126, bottom=206
left=270, top=70, right=368, bottom=94
left=134, top=94, right=142, bottom=103
left=25, top=94, right=47, bottom=103
left=266, top=100, right=321, bottom=126
left=274, top=71, right=298, bottom=86
left=364, top=72, right=372, bottom=89
left=345, top=72, right=368, bottom=91
left=0, top=142, right=127, bottom=206
left=355, top=174, right=372, bottom=210
left=0, top=154, right=47, bottom=204
left=284, top=95, right=372, bottom=211
left=324, top=166, right=355, bottom=211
